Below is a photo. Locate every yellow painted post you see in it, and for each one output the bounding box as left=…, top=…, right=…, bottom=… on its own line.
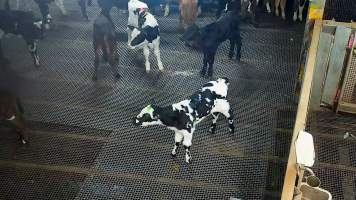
left=281, top=20, right=323, bottom=200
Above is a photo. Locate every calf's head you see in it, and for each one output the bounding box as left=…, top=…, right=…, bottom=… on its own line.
left=134, top=104, right=161, bottom=126
left=128, top=28, right=147, bottom=49
left=181, top=24, right=201, bottom=49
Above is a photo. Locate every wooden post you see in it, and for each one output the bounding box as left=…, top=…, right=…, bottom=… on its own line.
left=309, top=32, right=333, bottom=110
left=281, top=20, right=322, bottom=200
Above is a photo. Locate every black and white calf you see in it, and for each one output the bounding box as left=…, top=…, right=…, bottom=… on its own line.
left=128, top=7, right=163, bottom=73
left=0, top=7, right=43, bottom=67
left=134, top=78, right=235, bottom=163
left=92, top=13, right=120, bottom=81
left=181, top=10, right=241, bottom=77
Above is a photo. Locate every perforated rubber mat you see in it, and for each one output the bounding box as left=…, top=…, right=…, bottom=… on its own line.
left=0, top=0, right=304, bottom=199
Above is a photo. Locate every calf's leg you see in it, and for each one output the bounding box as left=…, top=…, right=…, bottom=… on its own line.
left=153, top=40, right=164, bottom=71
left=207, top=52, right=216, bottom=77
left=78, top=0, right=89, bottom=20
left=93, top=43, right=101, bottom=81
left=143, top=45, right=151, bottom=73
left=235, top=34, right=242, bottom=61
left=108, top=41, right=120, bottom=79
left=216, top=100, right=235, bottom=133
left=182, top=132, right=193, bottom=163
left=201, top=52, right=208, bottom=76
left=280, top=0, right=286, bottom=20
left=298, top=0, right=307, bottom=21
left=209, top=112, right=220, bottom=134
left=229, top=39, right=235, bottom=59
left=274, top=0, right=280, bottom=16
left=28, top=42, right=40, bottom=67
left=172, top=131, right=183, bottom=157
left=265, top=0, right=271, bottom=13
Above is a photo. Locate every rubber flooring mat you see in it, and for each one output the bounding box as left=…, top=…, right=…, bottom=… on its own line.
left=0, top=0, right=304, bottom=199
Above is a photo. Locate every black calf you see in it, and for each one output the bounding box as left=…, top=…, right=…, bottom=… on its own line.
left=0, top=7, right=43, bottom=67
left=92, top=13, right=120, bottom=81
left=182, top=11, right=242, bottom=77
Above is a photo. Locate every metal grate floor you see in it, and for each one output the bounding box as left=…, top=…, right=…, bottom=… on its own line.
left=0, top=0, right=304, bottom=199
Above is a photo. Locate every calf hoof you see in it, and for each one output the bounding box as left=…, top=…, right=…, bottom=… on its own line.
left=229, top=128, right=235, bottom=134
left=293, top=13, right=298, bottom=21
left=114, top=74, right=121, bottom=80
left=282, top=12, right=286, bottom=20
left=185, top=157, right=191, bottom=164
left=207, top=71, right=213, bottom=77
left=200, top=69, right=206, bottom=77
left=298, top=14, right=303, bottom=22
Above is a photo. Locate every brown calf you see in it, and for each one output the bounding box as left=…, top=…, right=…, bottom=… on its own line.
left=93, top=13, right=120, bottom=81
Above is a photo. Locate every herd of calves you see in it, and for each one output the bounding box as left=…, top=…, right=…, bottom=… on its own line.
left=0, top=0, right=242, bottom=79
left=0, top=0, right=304, bottom=163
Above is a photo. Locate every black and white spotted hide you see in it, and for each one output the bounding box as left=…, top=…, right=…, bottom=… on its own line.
left=128, top=8, right=163, bottom=73
left=0, top=8, right=43, bottom=67
left=293, top=0, right=307, bottom=22
left=134, top=78, right=235, bottom=163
